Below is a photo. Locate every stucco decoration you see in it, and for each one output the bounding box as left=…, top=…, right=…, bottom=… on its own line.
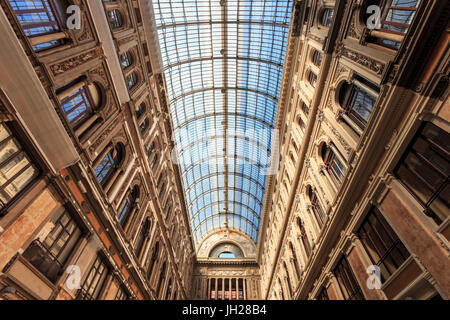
left=196, top=229, right=257, bottom=259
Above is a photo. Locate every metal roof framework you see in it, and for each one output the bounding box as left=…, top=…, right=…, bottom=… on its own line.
left=152, top=0, right=292, bottom=244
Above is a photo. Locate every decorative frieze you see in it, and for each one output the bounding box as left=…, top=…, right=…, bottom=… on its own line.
left=338, top=47, right=386, bottom=75
left=50, top=48, right=102, bottom=76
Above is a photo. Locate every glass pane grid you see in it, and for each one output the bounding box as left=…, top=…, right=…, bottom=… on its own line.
left=152, top=0, right=292, bottom=244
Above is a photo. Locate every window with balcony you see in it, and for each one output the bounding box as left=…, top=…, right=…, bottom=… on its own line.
left=363, top=0, right=420, bottom=50
left=117, top=186, right=139, bottom=229
left=77, top=255, right=109, bottom=300
left=320, top=8, right=334, bottom=27
left=140, top=118, right=149, bottom=136
left=156, top=262, right=167, bottom=298
left=135, top=217, right=151, bottom=257
left=107, top=9, right=123, bottom=30
left=308, top=71, right=318, bottom=88
left=22, top=207, right=82, bottom=283
left=297, top=217, right=311, bottom=256
left=135, top=103, right=146, bottom=120
left=312, top=50, right=323, bottom=67
left=333, top=256, right=365, bottom=300
left=357, top=207, right=410, bottom=282
left=8, top=0, right=69, bottom=52
left=308, top=187, right=326, bottom=228
left=58, top=82, right=102, bottom=130
left=147, top=242, right=159, bottom=280
left=120, top=51, right=133, bottom=69
left=94, top=143, right=124, bottom=188
left=322, top=144, right=346, bottom=187
left=395, top=122, right=449, bottom=225
left=339, top=76, right=379, bottom=132
left=126, top=72, right=138, bottom=90
left=115, top=285, right=130, bottom=300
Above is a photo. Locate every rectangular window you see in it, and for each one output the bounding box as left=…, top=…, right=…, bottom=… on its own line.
left=379, top=0, right=420, bottom=49
left=115, top=285, right=129, bottom=300
left=333, top=256, right=365, bottom=300
left=78, top=256, right=109, bottom=300
left=395, top=122, right=449, bottom=225
left=358, top=208, right=410, bottom=282
left=9, top=0, right=64, bottom=51
left=23, top=207, right=82, bottom=283
left=0, top=122, right=39, bottom=213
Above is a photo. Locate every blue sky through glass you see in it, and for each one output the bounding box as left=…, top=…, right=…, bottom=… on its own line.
left=152, top=0, right=292, bottom=245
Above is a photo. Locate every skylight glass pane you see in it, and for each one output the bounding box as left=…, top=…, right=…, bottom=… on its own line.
left=152, top=0, right=292, bottom=245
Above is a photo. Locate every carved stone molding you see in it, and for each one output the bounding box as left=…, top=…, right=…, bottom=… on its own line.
left=340, top=48, right=385, bottom=75
left=50, top=48, right=102, bottom=76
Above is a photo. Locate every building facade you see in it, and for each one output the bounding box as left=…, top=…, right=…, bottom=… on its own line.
left=258, top=0, right=449, bottom=300
left=0, top=0, right=194, bottom=300
left=0, top=0, right=448, bottom=300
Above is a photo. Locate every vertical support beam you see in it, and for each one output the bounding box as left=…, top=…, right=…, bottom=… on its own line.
left=220, top=0, right=230, bottom=228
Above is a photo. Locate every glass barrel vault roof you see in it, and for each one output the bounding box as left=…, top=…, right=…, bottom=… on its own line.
left=151, top=0, right=293, bottom=244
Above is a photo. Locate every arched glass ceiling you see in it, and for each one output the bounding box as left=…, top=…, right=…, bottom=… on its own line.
left=151, top=0, right=292, bottom=244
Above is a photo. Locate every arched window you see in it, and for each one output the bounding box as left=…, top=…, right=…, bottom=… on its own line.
left=0, top=122, right=40, bottom=214
left=147, top=242, right=159, bottom=280
left=289, top=242, right=300, bottom=279
left=135, top=103, right=146, bottom=120
left=308, top=187, right=326, bottom=228
left=322, top=144, right=346, bottom=187
left=94, top=143, right=124, bottom=187
left=339, top=77, right=378, bottom=131
left=218, top=252, right=236, bottom=258
left=297, top=117, right=306, bottom=133
left=120, top=51, right=133, bottom=69
left=140, top=118, right=149, bottom=136
left=117, top=186, right=139, bottom=228
left=301, top=102, right=310, bottom=116
left=156, top=262, right=167, bottom=298
left=395, top=122, right=449, bottom=225
left=135, top=217, right=151, bottom=257
left=312, top=50, right=323, bottom=67
left=8, top=0, right=68, bottom=52
left=289, top=152, right=296, bottom=165
left=126, top=72, right=138, bottom=89
left=320, top=8, right=334, bottom=27
left=308, top=71, right=318, bottom=88
left=297, top=217, right=311, bottom=256
left=107, top=9, right=123, bottom=30
left=59, top=81, right=102, bottom=130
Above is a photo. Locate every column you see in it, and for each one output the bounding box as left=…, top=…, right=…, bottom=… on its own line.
left=228, top=278, right=232, bottom=300
left=207, top=278, right=211, bottom=300
left=221, top=278, right=224, bottom=300
left=214, top=278, right=218, bottom=300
